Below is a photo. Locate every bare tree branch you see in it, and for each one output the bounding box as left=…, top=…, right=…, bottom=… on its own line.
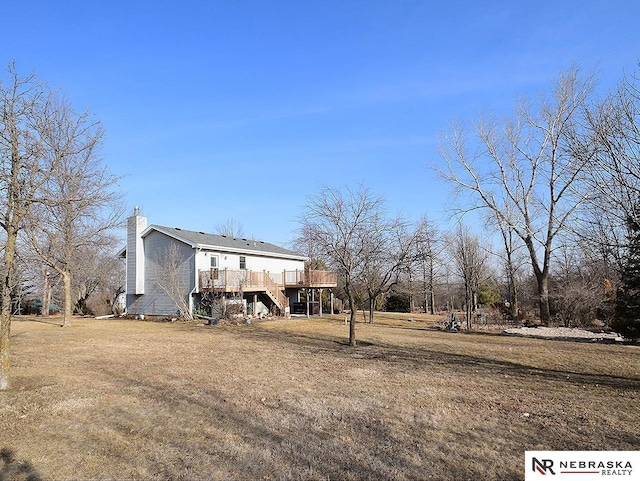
left=435, top=66, right=597, bottom=323
left=154, top=244, right=194, bottom=320
left=297, top=185, right=389, bottom=346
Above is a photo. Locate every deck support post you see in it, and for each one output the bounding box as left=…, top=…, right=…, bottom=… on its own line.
left=330, top=290, right=334, bottom=315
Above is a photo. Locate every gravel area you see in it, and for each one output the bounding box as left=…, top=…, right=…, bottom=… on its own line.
left=503, top=326, right=624, bottom=342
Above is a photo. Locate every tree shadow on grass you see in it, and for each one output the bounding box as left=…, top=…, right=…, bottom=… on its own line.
left=73, top=324, right=635, bottom=481
left=249, top=327, right=640, bottom=392
left=0, top=448, right=42, bottom=481
left=12, top=317, right=64, bottom=328
left=95, top=369, right=435, bottom=481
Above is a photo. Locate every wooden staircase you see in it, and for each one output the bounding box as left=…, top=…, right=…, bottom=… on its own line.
left=198, top=268, right=337, bottom=314
left=199, top=269, right=289, bottom=313
left=256, top=272, right=289, bottom=312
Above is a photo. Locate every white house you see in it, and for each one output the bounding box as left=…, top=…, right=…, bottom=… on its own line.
left=122, top=208, right=337, bottom=318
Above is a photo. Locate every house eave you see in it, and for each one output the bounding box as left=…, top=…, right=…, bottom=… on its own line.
left=141, top=225, right=198, bottom=247
left=142, top=225, right=308, bottom=262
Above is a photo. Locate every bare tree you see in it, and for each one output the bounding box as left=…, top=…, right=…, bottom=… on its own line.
left=26, top=110, right=123, bottom=327
left=487, top=211, right=528, bottom=320
left=10, top=238, right=58, bottom=316
left=71, top=248, right=124, bottom=316
left=581, top=67, right=640, bottom=261
left=72, top=254, right=102, bottom=315
left=0, top=64, right=64, bottom=389
left=215, top=218, right=246, bottom=238
left=449, top=225, right=488, bottom=329
left=91, top=254, right=125, bottom=316
left=438, top=66, right=597, bottom=324
left=409, top=216, right=445, bottom=314
left=154, top=243, right=194, bottom=320
left=0, top=243, right=38, bottom=317
left=359, top=215, right=414, bottom=323
left=550, top=240, right=613, bottom=327
left=298, top=186, right=386, bottom=346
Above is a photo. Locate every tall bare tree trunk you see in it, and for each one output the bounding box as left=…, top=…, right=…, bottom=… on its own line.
left=368, top=294, right=375, bottom=324
left=0, top=229, right=16, bottom=390
left=465, top=285, right=472, bottom=330
left=423, top=281, right=429, bottom=313
left=0, top=321, right=8, bottom=390
left=525, top=236, right=551, bottom=325
left=0, top=299, right=11, bottom=390
left=429, top=258, right=436, bottom=315
left=42, top=269, right=51, bottom=317
left=347, top=281, right=357, bottom=347
left=429, top=289, right=435, bottom=315
left=536, top=272, right=551, bottom=324
left=504, top=245, right=519, bottom=320
left=62, top=271, right=72, bottom=327
left=508, top=270, right=519, bottom=320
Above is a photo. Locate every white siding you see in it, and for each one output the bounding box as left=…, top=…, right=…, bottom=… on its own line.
left=241, top=255, right=304, bottom=274
left=195, top=249, right=304, bottom=278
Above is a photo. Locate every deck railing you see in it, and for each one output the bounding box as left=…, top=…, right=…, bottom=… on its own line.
left=199, top=269, right=277, bottom=290
left=199, top=268, right=337, bottom=291
left=198, top=269, right=291, bottom=310
left=282, top=269, right=338, bottom=287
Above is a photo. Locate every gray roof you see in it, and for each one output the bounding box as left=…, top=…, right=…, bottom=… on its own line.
left=145, top=225, right=307, bottom=260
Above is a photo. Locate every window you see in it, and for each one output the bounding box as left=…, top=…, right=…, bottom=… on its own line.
left=239, top=256, right=246, bottom=270
left=210, top=255, right=219, bottom=280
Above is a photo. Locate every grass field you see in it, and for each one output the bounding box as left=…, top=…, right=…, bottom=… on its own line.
left=0, top=313, right=638, bottom=480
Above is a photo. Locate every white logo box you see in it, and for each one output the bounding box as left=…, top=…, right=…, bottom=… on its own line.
left=525, top=451, right=638, bottom=480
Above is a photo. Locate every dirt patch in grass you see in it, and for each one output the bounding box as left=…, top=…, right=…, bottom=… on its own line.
left=0, top=314, right=638, bottom=480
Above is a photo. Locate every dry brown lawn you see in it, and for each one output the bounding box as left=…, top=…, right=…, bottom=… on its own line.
left=0, top=313, right=638, bottom=480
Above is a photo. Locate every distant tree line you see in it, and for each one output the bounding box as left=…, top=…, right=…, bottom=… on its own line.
left=299, top=65, right=640, bottom=344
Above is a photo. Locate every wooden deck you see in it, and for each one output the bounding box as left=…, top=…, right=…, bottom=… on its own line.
left=281, top=269, right=338, bottom=289
left=197, top=269, right=338, bottom=312
left=198, top=269, right=337, bottom=292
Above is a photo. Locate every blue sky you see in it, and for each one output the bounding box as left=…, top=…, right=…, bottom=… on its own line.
left=3, top=0, right=639, bottom=246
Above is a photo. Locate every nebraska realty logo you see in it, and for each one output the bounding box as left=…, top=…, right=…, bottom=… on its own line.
left=525, top=452, right=638, bottom=480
